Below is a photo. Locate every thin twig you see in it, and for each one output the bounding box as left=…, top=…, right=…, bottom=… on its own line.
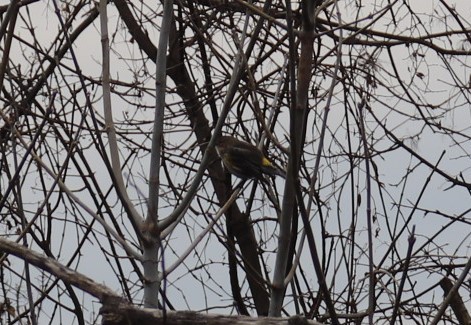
left=162, top=184, right=245, bottom=278
left=390, top=225, right=416, bottom=324
left=357, top=97, right=375, bottom=324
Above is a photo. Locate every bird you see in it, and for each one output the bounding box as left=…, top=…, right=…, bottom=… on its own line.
left=215, top=135, right=285, bottom=181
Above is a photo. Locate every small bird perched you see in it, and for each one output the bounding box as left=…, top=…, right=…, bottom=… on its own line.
left=215, top=135, right=285, bottom=181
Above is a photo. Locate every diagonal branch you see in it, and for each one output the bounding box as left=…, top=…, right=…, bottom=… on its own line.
left=0, top=237, right=124, bottom=305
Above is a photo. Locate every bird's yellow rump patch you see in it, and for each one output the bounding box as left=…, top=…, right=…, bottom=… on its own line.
left=262, top=157, right=273, bottom=167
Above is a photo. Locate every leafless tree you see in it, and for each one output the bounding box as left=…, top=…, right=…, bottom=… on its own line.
left=0, top=0, right=470, bottom=324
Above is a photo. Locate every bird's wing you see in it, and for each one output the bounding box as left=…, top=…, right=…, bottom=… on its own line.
left=228, top=145, right=262, bottom=167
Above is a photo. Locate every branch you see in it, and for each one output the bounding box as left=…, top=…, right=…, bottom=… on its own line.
left=390, top=226, right=416, bottom=324
left=162, top=184, right=244, bottom=277
left=140, top=0, right=174, bottom=310
left=358, top=97, right=375, bottom=324
left=13, top=130, right=142, bottom=261
left=268, top=0, right=300, bottom=315
left=113, top=0, right=271, bottom=314
left=0, top=0, right=19, bottom=91
left=101, top=307, right=325, bottom=325
left=437, top=277, right=471, bottom=325
left=99, top=0, right=145, bottom=241
left=431, top=259, right=471, bottom=325
left=0, top=238, right=123, bottom=305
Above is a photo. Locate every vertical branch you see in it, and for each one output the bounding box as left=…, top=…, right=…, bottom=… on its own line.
left=52, top=0, right=145, bottom=247
left=155, top=0, right=274, bottom=314
left=142, top=0, right=174, bottom=309
left=99, top=0, right=144, bottom=238
left=269, top=0, right=319, bottom=315
left=0, top=0, right=19, bottom=92
left=357, top=98, right=375, bottom=324
left=282, top=1, right=343, bottom=322
left=268, top=0, right=299, bottom=316
left=390, top=226, right=416, bottom=324
left=12, top=116, right=38, bottom=325
left=99, top=0, right=119, bottom=202
left=295, top=185, right=340, bottom=325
